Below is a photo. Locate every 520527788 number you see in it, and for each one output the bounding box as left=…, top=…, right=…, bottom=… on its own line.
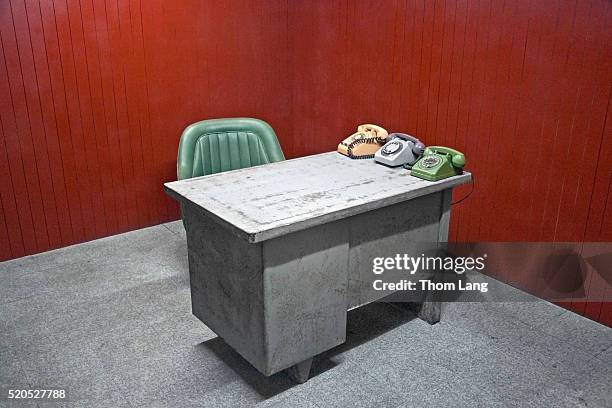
left=7, top=389, right=66, bottom=399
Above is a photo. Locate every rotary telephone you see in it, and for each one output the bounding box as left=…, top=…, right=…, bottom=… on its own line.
left=410, top=146, right=466, bottom=181
left=337, top=124, right=389, bottom=159
left=374, top=133, right=425, bottom=168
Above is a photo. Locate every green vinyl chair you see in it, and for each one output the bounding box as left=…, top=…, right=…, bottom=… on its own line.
left=177, top=118, right=285, bottom=180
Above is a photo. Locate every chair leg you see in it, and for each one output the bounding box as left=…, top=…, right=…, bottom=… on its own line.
left=285, top=358, right=313, bottom=384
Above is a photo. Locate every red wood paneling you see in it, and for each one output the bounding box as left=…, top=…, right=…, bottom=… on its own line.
left=0, top=0, right=291, bottom=251
left=284, top=0, right=612, bottom=326
left=0, top=0, right=610, bottom=325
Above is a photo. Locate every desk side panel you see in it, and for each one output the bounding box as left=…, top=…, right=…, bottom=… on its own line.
left=347, top=191, right=444, bottom=309
left=182, top=203, right=267, bottom=370
left=262, top=221, right=349, bottom=374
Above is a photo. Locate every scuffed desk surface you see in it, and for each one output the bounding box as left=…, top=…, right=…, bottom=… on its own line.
left=164, top=152, right=471, bottom=243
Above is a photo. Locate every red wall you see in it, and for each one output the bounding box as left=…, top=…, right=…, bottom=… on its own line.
left=0, top=0, right=291, bottom=256
left=1, top=1, right=611, bottom=324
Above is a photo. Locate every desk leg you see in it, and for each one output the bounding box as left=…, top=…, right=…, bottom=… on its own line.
left=399, top=272, right=441, bottom=324
left=285, top=358, right=313, bottom=384
left=407, top=188, right=452, bottom=325
left=410, top=293, right=441, bottom=325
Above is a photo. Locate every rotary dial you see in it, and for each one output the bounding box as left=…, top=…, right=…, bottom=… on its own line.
left=420, top=155, right=441, bottom=168
left=382, top=141, right=402, bottom=156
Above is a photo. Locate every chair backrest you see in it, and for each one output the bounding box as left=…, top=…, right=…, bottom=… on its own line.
left=177, top=118, right=285, bottom=180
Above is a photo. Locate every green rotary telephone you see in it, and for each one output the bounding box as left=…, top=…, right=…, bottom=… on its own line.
left=410, top=146, right=466, bottom=181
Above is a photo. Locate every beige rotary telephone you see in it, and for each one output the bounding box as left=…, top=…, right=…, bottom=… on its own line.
left=337, top=124, right=389, bottom=159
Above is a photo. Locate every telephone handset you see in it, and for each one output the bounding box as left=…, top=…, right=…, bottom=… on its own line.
left=374, top=133, right=425, bottom=167
left=410, top=146, right=466, bottom=181
left=337, top=124, right=389, bottom=159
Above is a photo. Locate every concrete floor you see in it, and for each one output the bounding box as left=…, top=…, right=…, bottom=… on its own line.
left=1, top=222, right=610, bottom=408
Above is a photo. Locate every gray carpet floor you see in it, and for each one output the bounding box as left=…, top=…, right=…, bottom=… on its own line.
left=1, top=222, right=610, bottom=407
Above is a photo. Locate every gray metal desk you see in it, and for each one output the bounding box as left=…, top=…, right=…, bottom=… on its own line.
left=164, top=152, right=471, bottom=382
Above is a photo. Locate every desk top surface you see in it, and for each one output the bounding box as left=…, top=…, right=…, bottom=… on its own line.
left=164, top=152, right=471, bottom=243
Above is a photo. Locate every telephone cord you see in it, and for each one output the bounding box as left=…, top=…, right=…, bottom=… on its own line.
left=450, top=174, right=474, bottom=206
